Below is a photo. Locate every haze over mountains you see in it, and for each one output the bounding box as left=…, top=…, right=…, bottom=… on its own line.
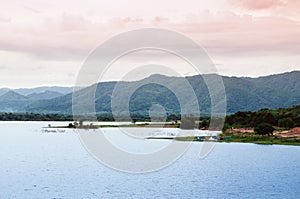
left=0, top=87, right=74, bottom=112
left=0, top=71, right=299, bottom=115
left=0, top=86, right=74, bottom=97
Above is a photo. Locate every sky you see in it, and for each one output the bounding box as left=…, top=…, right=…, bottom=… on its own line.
left=0, top=0, right=300, bottom=88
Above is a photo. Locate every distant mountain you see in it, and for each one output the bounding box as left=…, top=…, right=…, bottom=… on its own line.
left=0, top=91, right=29, bottom=112
left=0, top=89, right=66, bottom=112
left=13, top=86, right=74, bottom=96
left=0, top=86, right=75, bottom=97
left=0, top=91, right=28, bottom=101
left=24, top=93, right=73, bottom=114
left=0, top=88, right=10, bottom=97
left=23, top=71, right=300, bottom=115
left=27, top=91, right=64, bottom=100
left=242, top=71, right=300, bottom=93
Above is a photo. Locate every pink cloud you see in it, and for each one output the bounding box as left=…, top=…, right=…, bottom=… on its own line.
left=120, top=17, right=144, bottom=23
left=228, top=0, right=287, bottom=10
left=154, top=16, right=169, bottom=23
left=60, top=13, right=90, bottom=32
left=0, top=16, right=11, bottom=23
left=0, top=14, right=124, bottom=60
left=0, top=11, right=299, bottom=61
left=152, top=11, right=300, bottom=56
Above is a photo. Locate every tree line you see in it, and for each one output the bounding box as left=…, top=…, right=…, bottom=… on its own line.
left=223, top=105, right=300, bottom=135
left=1, top=104, right=299, bottom=135
left=0, top=113, right=73, bottom=121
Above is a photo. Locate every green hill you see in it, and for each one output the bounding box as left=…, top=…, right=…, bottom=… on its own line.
left=2, top=71, right=299, bottom=116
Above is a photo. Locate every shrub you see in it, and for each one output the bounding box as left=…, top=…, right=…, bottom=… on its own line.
left=254, top=123, right=275, bottom=135
left=278, top=118, right=294, bottom=129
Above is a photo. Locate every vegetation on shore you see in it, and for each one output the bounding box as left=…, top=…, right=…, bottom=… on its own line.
left=0, top=112, right=73, bottom=121
left=219, top=132, right=300, bottom=146
left=220, top=105, right=300, bottom=146
left=1, top=104, right=300, bottom=146
left=223, top=104, right=300, bottom=130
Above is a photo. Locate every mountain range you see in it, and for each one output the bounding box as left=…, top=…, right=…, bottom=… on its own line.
left=0, top=87, right=74, bottom=112
left=0, top=86, right=74, bottom=97
left=0, top=71, right=299, bottom=115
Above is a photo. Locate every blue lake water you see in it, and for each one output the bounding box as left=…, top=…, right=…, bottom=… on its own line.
left=0, top=122, right=300, bottom=198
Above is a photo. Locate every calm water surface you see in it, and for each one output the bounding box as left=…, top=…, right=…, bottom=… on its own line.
left=0, top=122, right=299, bottom=198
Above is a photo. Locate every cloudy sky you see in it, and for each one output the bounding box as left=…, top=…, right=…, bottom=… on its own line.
left=0, top=0, right=299, bottom=88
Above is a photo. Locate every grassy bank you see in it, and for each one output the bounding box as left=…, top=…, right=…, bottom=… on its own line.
left=149, top=134, right=300, bottom=146
left=219, top=133, right=300, bottom=146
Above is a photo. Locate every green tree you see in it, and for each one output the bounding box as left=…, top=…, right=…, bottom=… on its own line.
left=254, top=123, right=275, bottom=136
left=278, top=118, right=294, bottom=129
left=199, top=119, right=209, bottom=129
left=222, top=123, right=231, bottom=131
left=131, top=118, right=137, bottom=124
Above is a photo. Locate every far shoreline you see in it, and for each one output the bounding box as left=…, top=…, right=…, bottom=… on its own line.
left=41, top=121, right=300, bottom=147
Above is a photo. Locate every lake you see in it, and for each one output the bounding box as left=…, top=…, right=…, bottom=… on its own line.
left=0, top=122, right=300, bottom=198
